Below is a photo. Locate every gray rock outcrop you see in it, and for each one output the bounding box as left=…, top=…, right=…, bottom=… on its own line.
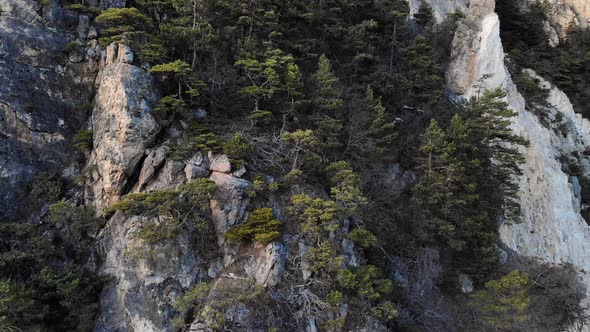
left=0, top=0, right=99, bottom=216
left=87, top=44, right=160, bottom=212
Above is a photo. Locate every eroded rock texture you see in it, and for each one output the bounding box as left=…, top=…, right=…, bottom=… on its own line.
left=0, top=0, right=99, bottom=216
left=87, top=44, right=160, bottom=212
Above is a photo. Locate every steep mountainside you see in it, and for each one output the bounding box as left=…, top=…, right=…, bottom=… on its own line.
left=2, top=0, right=590, bottom=331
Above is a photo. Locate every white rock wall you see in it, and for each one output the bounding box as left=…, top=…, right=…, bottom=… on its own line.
left=445, top=0, right=590, bottom=328
left=525, top=0, right=590, bottom=37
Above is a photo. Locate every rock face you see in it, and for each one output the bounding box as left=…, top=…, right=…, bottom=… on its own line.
left=94, top=212, right=203, bottom=332
left=87, top=44, right=160, bottom=212
left=447, top=0, right=505, bottom=96
left=525, top=0, right=590, bottom=38
left=446, top=0, right=590, bottom=328
left=0, top=0, right=99, bottom=216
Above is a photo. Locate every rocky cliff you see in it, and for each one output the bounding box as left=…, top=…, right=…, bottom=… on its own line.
left=440, top=0, right=590, bottom=328
left=0, top=0, right=99, bottom=216
left=3, top=0, right=590, bottom=330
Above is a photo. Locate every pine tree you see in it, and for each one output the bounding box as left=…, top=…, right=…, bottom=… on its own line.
left=150, top=60, right=193, bottom=96
left=312, top=54, right=345, bottom=155
left=313, top=54, right=343, bottom=112
left=281, top=130, right=318, bottom=170
left=413, top=0, right=434, bottom=27
left=95, top=7, right=153, bottom=46
left=235, top=41, right=295, bottom=124
left=412, top=87, right=527, bottom=278
left=458, top=86, right=528, bottom=222
left=401, top=35, right=445, bottom=109
left=367, top=86, right=396, bottom=158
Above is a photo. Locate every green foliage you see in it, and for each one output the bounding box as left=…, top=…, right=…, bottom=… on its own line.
left=290, top=194, right=340, bottom=237
left=34, top=266, right=105, bottom=331
left=0, top=222, right=101, bottom=331
left=110, top=179, right=217, bottom=245
left=337, top=265, right=393, bottom=300
left=64, top=41, right=82, bottom=54
left=154, top=95, right=190, bottom=125
left=281, top=130, right=318, bottom=170
left=66, top=4, right=101, bottom=15
left=401, top=35, right=445, bottom=108
left=150, top=59, right=192, bottom=77
left=367, top=86, right=397, bottom=157
left=235, top=43, right=296, bottom=119
left=248, top=109, right=273, bottom=125
left=170, top=124, right=222, bottom=160
left=413, top=0, right=434, bottom=27
left=412, top=87, right=527, bottom=277
left=175, top=281, right=213, bottom=312
left=371, top=301, right=399, bottom=322
left=347, top=228, right=378, bottom=249
left=150, top=60, right=195, bottom=96
left=470, top=270, right=531, bottom=329
left=225, top=208, right=282, bottom=245
left=223, top=132, right=253, bottom=161
left=73, top=129, right=93, bottom=154
left=20, top=171, right=65, bottom=211
left=313, top=54, right=343, bottom=112
left=327, top=161, right=367, bottom=215
left=304, top=241, right=343, bottom=275
left=176, top=279, right=270, bottom=330
left=0, top=280, right=43, bottom=327
left=49, top=201, right=103, bottom=257
left=95, top=8, right=152, bottom=46
left=325, top=290, right=344, bottom=307
left=310, top=54, right=344, bottom=154
left=283, top=169, right=304, bottom=184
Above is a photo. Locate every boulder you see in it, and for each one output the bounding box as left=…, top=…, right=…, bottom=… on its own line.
left=209, top=153, right=232, bottom=173
left=244, top=242, right=285, bottom=287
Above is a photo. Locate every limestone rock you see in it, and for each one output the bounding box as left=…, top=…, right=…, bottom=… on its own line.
left=447, top=0, right=506, bottom=96
left=77, top=15, right=90, bottom=40
left=88, top=26, right=98, bottom=40
left=458, top=274, right=474, bottom=293
left=144, top=159, right=187, bottom=191
left=525, top=0, right=590, bottom=38
left=99, top=0, right=126, bottom=9
left=95, top=212, right=203, bottom=332
left=298, top=240, right=312, bottom=281
left=232, top=166, right=247, bottom=178
left=185, top=151, right=210, bottom=180
left=88, top=61, right=160, bottom=212
left=208, top=172, right=250, bottom=239
left=136, top=147, right=167, bottom=191
left=244, top=242, right=285, bottom=287
left=209, top=153, right=232, bottom=173
left=117, top=43, right=134, bottom=64
left=342, top=238, right=359, bottom=268
left=186, top=151, right=206, bottom=167
left=185, top=164, right=209, bottom=181
left=105, top=43, right=118, bottom=65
